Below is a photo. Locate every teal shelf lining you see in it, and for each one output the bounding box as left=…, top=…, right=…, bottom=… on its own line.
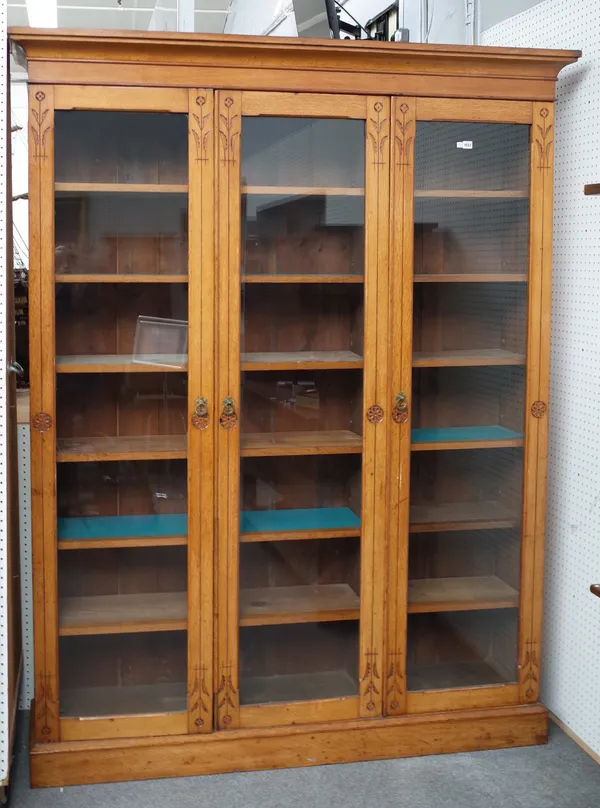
left=411, top=426, right=522, bottom=443
left=241, top=507, right=360, bottom=534
left=58, top=513, right=187, bottom=540
left=58, top=507, right=362, bottom=541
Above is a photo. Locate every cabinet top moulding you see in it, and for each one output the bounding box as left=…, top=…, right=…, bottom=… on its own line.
left=10, top=29, right=579, bottom=102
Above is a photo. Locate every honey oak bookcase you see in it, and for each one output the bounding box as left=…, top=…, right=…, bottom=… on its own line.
left=10, top=28, right=579, bottom=788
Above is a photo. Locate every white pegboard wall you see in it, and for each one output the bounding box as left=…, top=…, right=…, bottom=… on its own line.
left=483, top=0, right=600, bottom=758
left=0, top=0, right=9, bottom=783
left=17, top=425, right=32, bottom=710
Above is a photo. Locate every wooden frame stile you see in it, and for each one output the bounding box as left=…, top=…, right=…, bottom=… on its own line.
left=358, top=97, right=391, bottom=718
left=385, top=96, right=415, bottom=717
left=187, top=88, right=215, bottom=733
left=29, top=84, right=60, bottom=743
left=518, top=102, right=555, bottom=704
left=215, top=90, right=242, bottom=730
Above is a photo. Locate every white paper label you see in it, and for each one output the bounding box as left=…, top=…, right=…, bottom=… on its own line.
left=457, top=140, right=473, bottom=149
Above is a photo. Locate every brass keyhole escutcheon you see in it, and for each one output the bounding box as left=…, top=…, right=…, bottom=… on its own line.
left=393, top=392, right=409, bottom=424
left=220, top=397, right=238, bottom=429
left=191, top=397, right=210, bottom=430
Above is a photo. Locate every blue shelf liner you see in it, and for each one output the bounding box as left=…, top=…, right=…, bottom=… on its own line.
left=58, top=513, right=187, bottom=540
left=241, top=507, right=360, bottom=534
left=411, top=426, right=522, bottom=443
left=58, top=508, right=361, bottom=540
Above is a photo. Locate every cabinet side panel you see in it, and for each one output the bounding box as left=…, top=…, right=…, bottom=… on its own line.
left=215, top=90, right=242, bottom=730
left=28, top=84, right=59, bottom=741
left=519, top=102, right=554, bottom=703
left=385, top=97, right=416, bottom=716
left=188, top=89, right=215, bottom=733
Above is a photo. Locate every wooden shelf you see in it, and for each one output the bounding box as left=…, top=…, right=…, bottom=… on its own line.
left=413, top=349, right=525, bottom=368
left=408, top=576, right=519, bottom=613
left=59, top=536, right=187, bottom=551
left=55, top=182, right=187, bottom=194
left=58, top=591, right=187, bottom=636
left=56, top=354, right=188, bottom=373
left=56, top=274, right=188, bottom=284
left=411, top=426, right=523, bottom=451
left=241, top=670, right=357, bottom=706
left=409, top=500, right=520, bottom=533
left=241, top=528, right=360, bottom=543
left=60, top=682, right=187, bottom=718
left=414, top=274, right=527, bottom=283
left=241, top=351, right=363, bottom=371
left=408, top=661, right=509, bottom=691
left=243, top=274, right=364, bottom=284
left=239, top=583, right=360, bottom=627
left=241, top=430, right=362, bottom=457
left=56, top=434, right=187, bottom=463
left=415, top=189, right=528, bottom=199
left=243, top=186, right=364, bottom=197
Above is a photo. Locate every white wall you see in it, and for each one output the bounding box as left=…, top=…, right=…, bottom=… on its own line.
left=225, top=0, right=467, bottom=44
left=225, top=0, right=297, bottom=36
left=479, top=0, right=544, bottom=33
left=344, top=0, right=466, bottom=44
left=426, top=0, right=466, bottom=44
left=483, top=0, right=600, bottom=759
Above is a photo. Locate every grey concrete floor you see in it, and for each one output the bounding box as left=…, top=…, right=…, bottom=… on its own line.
left=7, top=715, right=600, bottom=808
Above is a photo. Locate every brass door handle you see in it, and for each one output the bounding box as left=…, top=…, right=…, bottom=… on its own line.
left=191, top=397, right=209, bottom=430
left=220, top=396, right=238, bottom=429
left=392, top=392, right=409, bottom=424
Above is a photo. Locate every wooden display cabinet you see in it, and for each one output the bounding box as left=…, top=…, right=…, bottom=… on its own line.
left=10, top=27, right=579, bottom=787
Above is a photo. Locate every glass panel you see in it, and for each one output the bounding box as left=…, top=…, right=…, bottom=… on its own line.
left=55, top=112, right=188, bottom=278
left=56, top=283, right=188, bottom=368
left=240, top=623, right=359, bottom=705
left=408, top=121, right=529, bottom=691
left=60, top=633, right=187, bottom=717
left=57, top=461, right=187, bottom=541
left=54, top=111, right=190, bottom=718
left=407, top=611, right=518, bottom=691
left=239, top=116, right=365, bottom=706
left=55, top=112, right=187, bottom=185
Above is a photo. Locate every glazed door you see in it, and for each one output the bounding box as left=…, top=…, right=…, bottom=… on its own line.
left=386, top=98, right=552, bottom=715
left=29, top=87, right=215, bottom=742
left=215, top=92, right=391, bottom=729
